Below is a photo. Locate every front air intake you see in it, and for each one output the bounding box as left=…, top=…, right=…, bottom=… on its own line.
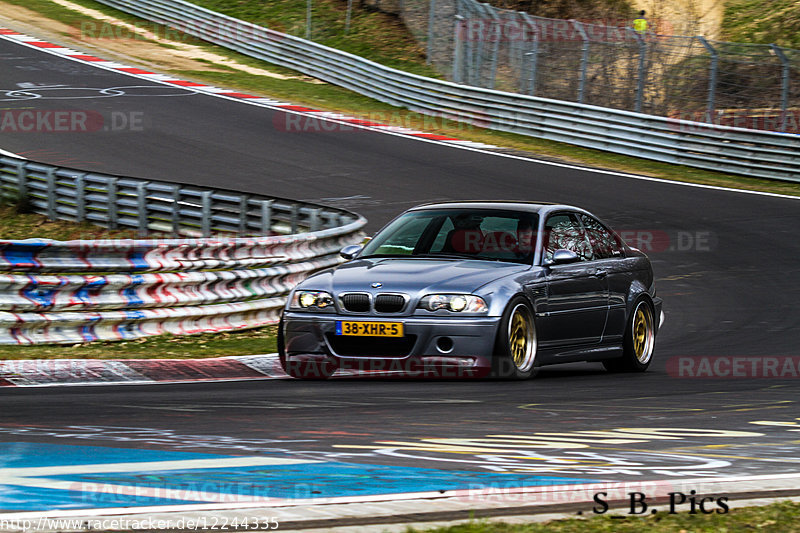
left=341, top=293, right=370, bottom=312
left=375, top=294, right=406, bottom=313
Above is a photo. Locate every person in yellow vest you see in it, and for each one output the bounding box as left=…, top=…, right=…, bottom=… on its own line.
left=633, top=10, right=649, bottom=34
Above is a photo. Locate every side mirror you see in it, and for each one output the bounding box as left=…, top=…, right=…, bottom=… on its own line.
left=549, top=249, right=580, bottom=265
left=340, top=244, right=363, bottom=260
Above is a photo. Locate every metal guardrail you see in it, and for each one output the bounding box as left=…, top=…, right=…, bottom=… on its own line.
left=0, top=154, right=366, bottom=344
left=0, top=157, right=357, bottom=239
left=94, top=0, right=800, bottom=182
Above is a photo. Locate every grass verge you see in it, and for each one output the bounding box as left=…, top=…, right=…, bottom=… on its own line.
left=0, top=328, right=277, bottom=360
left=411, top=500, right=800, bottom=532
left=0, top=204, right=137, bottom=241
left=722, top=0, right=800, bottom=49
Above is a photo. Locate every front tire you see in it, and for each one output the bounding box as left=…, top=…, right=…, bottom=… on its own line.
left=277, top=314, right=337, bottom=379
left=603, top=297, right=655, bottom=373
left=492, top=296, right=538, bottom=380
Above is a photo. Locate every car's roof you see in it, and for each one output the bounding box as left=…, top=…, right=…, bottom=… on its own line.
left=408, top=201, right=584, bottom=215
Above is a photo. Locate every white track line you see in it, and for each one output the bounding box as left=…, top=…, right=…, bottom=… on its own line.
left=0, top=147, right=22, bottom=158
left=2, top=472, right=800, bottom=520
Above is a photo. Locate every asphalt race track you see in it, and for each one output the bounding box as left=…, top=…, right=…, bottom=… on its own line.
left=2, top=32, right=800, bottom=521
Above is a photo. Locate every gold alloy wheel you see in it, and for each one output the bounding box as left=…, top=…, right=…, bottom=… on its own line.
left=508, top=303, right=536, bottom=372
left=632, top=302, right=654, bottom=364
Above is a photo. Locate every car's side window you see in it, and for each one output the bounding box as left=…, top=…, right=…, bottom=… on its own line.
left=544, top=213, right=593, bottom=262
left=581, top=214, right=623, bottom=260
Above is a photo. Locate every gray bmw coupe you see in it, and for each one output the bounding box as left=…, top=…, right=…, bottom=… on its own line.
left=279, top=201, right=663, bottom=379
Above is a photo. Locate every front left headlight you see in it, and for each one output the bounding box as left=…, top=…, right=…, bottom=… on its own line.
left=419, top=294, right=488, bottom=313
left=290, top=290, right=335, bottom=310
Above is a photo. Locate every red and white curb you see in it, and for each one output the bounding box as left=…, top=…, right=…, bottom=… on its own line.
left=0, top=28, right=498, bottom=151
left=0, top=354, right=410, bottom=386
left=0, top=354, right=288, bottom=387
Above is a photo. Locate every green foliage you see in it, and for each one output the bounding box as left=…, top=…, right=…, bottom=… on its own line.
left=0, top=205, right=137, bottom=241
left=186, top=0, right=439, bottom=77
left=723, top=0, right=800, bottom=49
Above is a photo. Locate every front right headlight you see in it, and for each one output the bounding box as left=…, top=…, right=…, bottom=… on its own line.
left=290, top=290, right=335, bottom=310
left=419, top=294, right=488, bottom=313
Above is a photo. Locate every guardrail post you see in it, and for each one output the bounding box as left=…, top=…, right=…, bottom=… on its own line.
left=239, top=194, right=250, bottom=235
left=633, top=28, right=647, bottom=113
left=107, top=178, right=118, bottom=230
left=45, top=168, right=57, bottom=220
left=698, top=37, right=718, bottom=120
left=521, top=13, right=539, bottom=96
left=290, top=204, right=299, bottom=234
left=426, top=0, right=437, bottom=64
left=136, top=182, right=149, bottom=238
left=572, top=20, right=590, bottom=104
left=171, top=185, right=181, bottom=237
left=74, top=173, right=86, bottom=223
left=201, top=190, right=212, bottom=238
left=325, top=212, right=338, bottom=229
left=15, top=162, right=27, bottom=203
left=309, top=208, right=322, bottom=231
left=770, top=44, right=791, bottom=132
left=260, top=199, right=273, bottom=236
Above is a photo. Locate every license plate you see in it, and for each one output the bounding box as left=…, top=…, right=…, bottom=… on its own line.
left=336, top=321, right=404, bottom=337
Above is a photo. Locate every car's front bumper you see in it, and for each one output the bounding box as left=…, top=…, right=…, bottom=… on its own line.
left=283, top=312, right=501, bottom=375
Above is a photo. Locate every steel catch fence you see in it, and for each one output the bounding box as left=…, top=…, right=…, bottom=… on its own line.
left=400, top=0, right=800, bottom=133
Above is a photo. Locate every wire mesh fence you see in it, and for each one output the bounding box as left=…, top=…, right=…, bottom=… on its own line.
left=398, top=0, right=800, bottom=133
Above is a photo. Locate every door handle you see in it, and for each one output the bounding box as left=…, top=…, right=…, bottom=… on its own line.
left=594, top=269, right=607, bottom=278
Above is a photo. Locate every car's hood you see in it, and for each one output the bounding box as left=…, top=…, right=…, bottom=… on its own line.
left=323, top=257, right=530, bottom=295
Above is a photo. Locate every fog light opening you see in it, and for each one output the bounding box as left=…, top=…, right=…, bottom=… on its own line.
left=436, top=336, right=454, bottom=354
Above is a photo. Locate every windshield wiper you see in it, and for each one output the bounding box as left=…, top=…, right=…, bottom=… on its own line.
left=412, top=253, right=483, bottom=260
left=358, top=253, right=414, bottom=259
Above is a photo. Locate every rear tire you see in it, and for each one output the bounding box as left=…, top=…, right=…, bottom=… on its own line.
left=278, top=314, right=337, bottom=379
left=491, top=296, right=538, bottom=380
left=603, top=297, right=655, bottom=373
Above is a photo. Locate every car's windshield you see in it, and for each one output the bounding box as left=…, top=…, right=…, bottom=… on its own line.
left=361, top=209, right=538, bottom=264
